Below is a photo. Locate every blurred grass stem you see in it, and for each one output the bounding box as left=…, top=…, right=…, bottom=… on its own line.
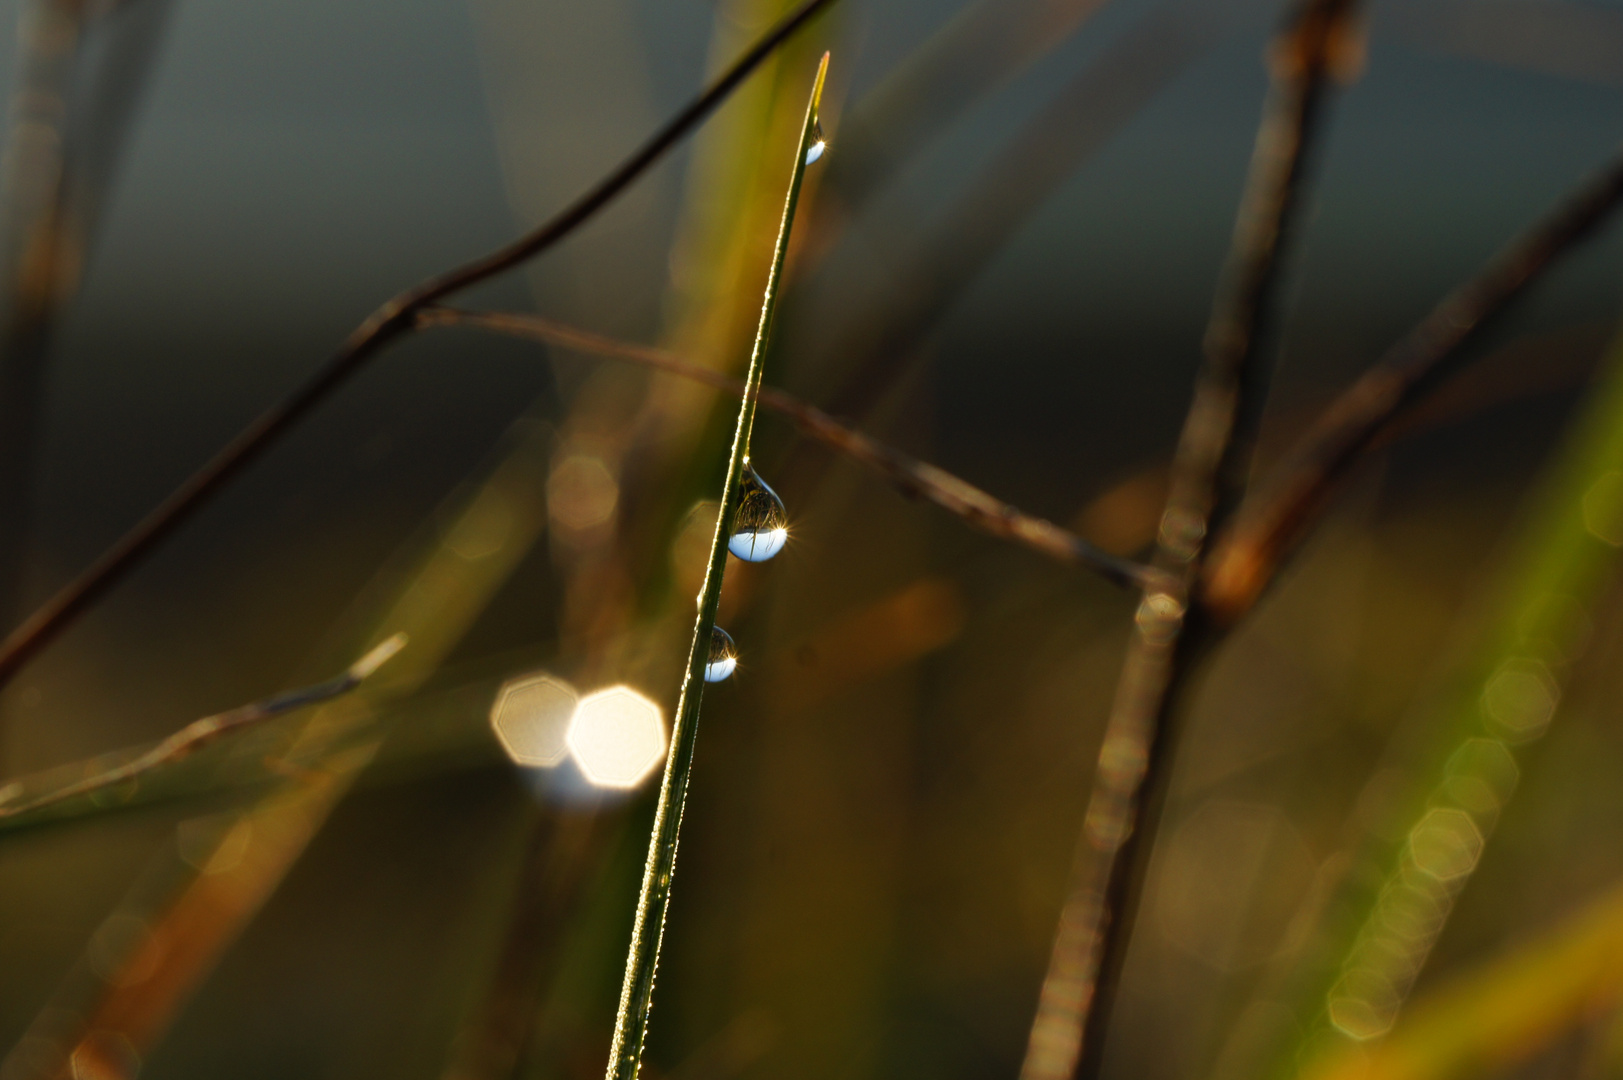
left=1263, top=319, right=1623, bottom=1079
left=603, top=53, right=828, bottom=1080
left=1303, top=875, right=1623, bottom=1080
left=0, top=0, right=173, bottom=637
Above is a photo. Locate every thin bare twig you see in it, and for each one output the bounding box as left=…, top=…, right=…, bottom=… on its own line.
left=0, top=634, right=405, bottom=824
left=1204, top=140, right=1623, bottom=623
left=1019, top=4, right=1360, bottom=1080
left=417, top=306, right=1159, bottom=589
left=0, top=0, right=838, bottom=692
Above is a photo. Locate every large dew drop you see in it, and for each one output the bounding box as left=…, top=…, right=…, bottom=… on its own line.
left=728, top=462, right=788, bottom=562
left=705, top=625, right=739, bottom=683
left=805, top=118, right=828, bottom=165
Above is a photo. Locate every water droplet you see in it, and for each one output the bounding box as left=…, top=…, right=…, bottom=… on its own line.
left=706, top=625, right=739, bottom=683
left=805, top=118, right=828, bottom=164
left=728, top=462, right=788, bottom=562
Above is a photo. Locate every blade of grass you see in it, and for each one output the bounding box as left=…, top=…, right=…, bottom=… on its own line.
left=603, top=52, right=828, bottom=1080
left=1255, top=321, right=1623, bottom=1080
left=1019, top=4, right=1360, bottom=1079
left=448, top=25, right=844, bottom=1073
left=1301, top=876, right=1623, bottom=1080
left=0, top=0, right=839, bottom=694
left=600, top=0, right=840, bottom=629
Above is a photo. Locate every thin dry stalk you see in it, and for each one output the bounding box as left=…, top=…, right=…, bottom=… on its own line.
left=1019, top=3, right=1361, bottom=1079
left=0, top=0, right=839, bottom=692
left=416, top=306, right=1158, bottom=588
left=0, top=634, right=405, bottom=824
left=1205, top=141, right=1623, bottom=623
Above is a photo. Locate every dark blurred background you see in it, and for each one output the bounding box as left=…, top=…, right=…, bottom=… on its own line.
left=2, top=1, right=1623, bottom=1079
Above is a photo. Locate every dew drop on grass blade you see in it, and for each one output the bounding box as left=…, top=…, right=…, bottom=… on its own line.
left=601, top=52, right=830, bottom=1080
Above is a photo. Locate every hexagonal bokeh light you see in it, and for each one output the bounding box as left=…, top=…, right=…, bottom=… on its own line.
left=566, top=686, right=667, bottom=789
left=490, top=674, right=579, bottom=767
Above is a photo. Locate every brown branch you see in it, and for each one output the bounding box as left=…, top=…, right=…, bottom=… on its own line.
left=0, top=634, right=405, bottom=824
left=1204, top=139, right=1623, bottom=623
left=0, top=0, right=839, bottom=692
left=416, top=306, right=1163, bottom=590
left=1019, top=4, right=1361, bottom=1080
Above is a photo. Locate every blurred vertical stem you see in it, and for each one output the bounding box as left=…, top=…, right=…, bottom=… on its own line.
left=1018, top=3, right=1360, bottom=1079
left=0, top=0, right=171, bottom=684
left=603, top=53, right=828, bottom=1080
left=1270, top=324, right=1623, bottom=1079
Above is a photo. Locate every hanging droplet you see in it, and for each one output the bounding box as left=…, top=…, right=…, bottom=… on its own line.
left=805, top=118, right=828, bottom=165
left=705, top=625, right=738, bottom=683
left=728, top=462, right=788, bottom=562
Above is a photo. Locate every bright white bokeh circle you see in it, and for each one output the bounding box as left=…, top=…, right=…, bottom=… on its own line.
left=566, top=686, right=667, bottom=789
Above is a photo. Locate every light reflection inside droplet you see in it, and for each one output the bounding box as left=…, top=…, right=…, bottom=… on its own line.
left=728, top=527, right=788, bottom=562
left=706, top=626, right=739, bottom=683
left=729, top=463, right=789, bottom=563
left=805, top=118, right=828, bottom=165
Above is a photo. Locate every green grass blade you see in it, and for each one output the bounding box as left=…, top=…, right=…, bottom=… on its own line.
left=1263, top=324, right=1623, bottom=1079
left=1304, top=877, right=1623, bottom=1080
left=603, top=51, right=830, bottom=1080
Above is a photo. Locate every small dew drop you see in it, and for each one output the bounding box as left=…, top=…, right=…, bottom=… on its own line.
left=805, top=118, right=828, bottom=164
left=706, top=625, right=739, bottom=683
left=728, top=462, right=789, bottom=563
